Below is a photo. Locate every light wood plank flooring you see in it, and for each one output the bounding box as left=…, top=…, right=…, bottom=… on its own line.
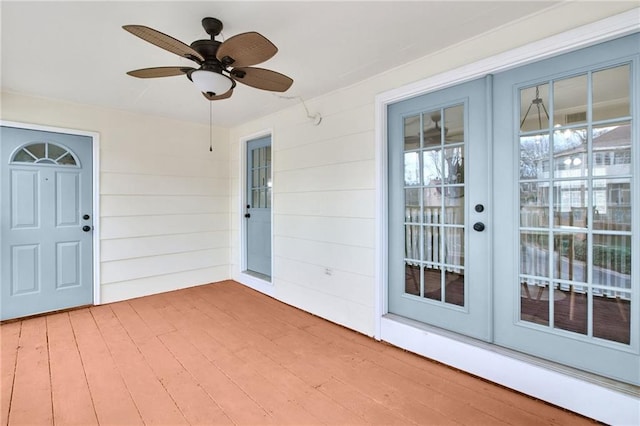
left=1, top=280, right=593, bottom=425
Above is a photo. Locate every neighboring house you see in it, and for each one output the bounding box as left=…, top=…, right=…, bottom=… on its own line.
left=1, top=3, right=638, bottom=425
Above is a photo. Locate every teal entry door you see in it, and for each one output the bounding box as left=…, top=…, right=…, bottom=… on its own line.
left=388, top=77, right=491, bottom=341
left=1, top=126, right=94, bottom=320
left=245, top=136, right=272, bottom=279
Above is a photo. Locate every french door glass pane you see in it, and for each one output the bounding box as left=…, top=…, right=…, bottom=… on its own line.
left=518, top=63, right=633, bottom=347
left=593, top=123, right=631, bottom=176
left=520, top=133, right=550, bottom=179
left=444, top=105, right=464, bottom=144
left=593, top=65, right=630, bottom=121
left=404, top=152, right=420, bottom=185
left=553, top=74, right=587, bottom=126
left=423, top=110, right=443, bottom=147
left=521, top=280, right=550, bottom=326
left=554, top=283, right=588, bottom=335
left=552, top=180, right=588, bottom=227
left=553, top=128, right=588, bottom=178
left=593, top=178, right=631, bottom=230
left=423, top=149, right=442, bottom=182
left=403, top=105, right=466, bottom=307
left=592, top=234, right=631, bottom=289
left=424, top=267, right=441, bottom=301
left=552, top=232, right=587, bottom=282
left=520, top=83, right=550, bottom=132
left=404, top=115, right=420, bottom=150
left=520, top=182, right=549, bottom=227
left=593, top=290, right=630, bottom=344
left=444, top=270, right=464, bottom=306
left=521, top=231, right=550, bottom=277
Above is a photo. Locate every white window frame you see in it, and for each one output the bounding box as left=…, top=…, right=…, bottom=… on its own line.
left=374, top=10, right=640, bottom=425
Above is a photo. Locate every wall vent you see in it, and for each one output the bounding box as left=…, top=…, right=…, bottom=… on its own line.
left=565, top=111, right=587, bottom=124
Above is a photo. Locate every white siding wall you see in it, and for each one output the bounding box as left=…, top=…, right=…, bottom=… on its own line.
left=1, top=92, right=230, bottom=303
left=229, top=1, right=638, bottom=336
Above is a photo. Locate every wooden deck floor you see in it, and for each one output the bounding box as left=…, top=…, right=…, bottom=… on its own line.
left=1, top=280, right=593, bottom=425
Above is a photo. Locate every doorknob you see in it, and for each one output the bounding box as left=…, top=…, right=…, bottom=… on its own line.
left=82, top=225, right=92, bottom=232
left=473, top=222, right=485, bottom=232
left=83, top=214, right=90, bottom=220
left=244, top=213, right=251, bottom=218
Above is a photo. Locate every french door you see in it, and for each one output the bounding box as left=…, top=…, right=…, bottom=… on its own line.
left=493, top=33, right=639, bottom=385
left=388, top=33, right=639, bottom=385
left=388, top=77, right=491, bottom=341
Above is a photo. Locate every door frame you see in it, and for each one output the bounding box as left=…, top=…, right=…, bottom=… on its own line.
left=374, top=10, right=639, bottom=425
left=237, top=129, right=275, bottom=296
left=1, top=120, right=101, bottom=307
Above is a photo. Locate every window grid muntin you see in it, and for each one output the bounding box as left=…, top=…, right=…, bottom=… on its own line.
left=403, top=104, right=465, bottom=306
left=518, top=63, right=632, bottom=345
left=250, top=146, right=271, bottom=209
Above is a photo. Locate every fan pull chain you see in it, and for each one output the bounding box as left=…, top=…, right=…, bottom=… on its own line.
left=209, top=101, right=213, bottom=152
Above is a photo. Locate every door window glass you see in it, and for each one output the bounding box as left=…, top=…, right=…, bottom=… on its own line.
left=404, top=105, right=465, bottom=306
left=250, top=146, right=271, bottom=209
left=518, top=64, right=632, bottom=345
left=11, top=142, right=78, bottom=167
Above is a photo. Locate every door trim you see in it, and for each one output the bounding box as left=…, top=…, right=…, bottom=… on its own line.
left=374, top=9, right=639, bottom=425
left=1, top=120, right=101, bottom=306
left=236, top=129, right=274, bottom=297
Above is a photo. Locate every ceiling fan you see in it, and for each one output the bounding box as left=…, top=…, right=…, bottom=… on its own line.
left=123, top=17, right=293, bottom=100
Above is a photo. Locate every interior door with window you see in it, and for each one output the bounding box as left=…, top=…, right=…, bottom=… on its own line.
left=388, top=77, right=491, bottom=341
left=245, top=135, right=272, bottom=279
left=1, top=126, right=94, bottom=320
left=493, top=33, right=639, bottom=385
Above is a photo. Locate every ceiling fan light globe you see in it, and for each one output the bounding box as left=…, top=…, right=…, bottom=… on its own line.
left=191, top=70, right=233, bottom=96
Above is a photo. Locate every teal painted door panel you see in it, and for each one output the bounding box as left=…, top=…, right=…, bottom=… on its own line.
left=246, top=136, right=272, bottom=278
left=492, top=33, right=639, bottom=385
left=388, top=76, right=491, bottom=341
left=1, top=126, right=93, bottom=320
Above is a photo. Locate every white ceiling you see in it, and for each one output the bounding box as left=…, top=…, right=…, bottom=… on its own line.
left=1, top=1, right=563, bottom=127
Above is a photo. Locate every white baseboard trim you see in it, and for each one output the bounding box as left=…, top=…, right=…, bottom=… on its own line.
left=381, top=315, right=639, bottom=425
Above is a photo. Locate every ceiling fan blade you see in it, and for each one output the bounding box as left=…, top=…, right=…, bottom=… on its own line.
left=123, top=25, right=204, bottom=62
left=216, top=32, right=277, bottom=68
left=126, top=66, right=194, bottom=78
left=203, top=89, right=233, bottom=101
left=230, top=67, right=293, bottom=92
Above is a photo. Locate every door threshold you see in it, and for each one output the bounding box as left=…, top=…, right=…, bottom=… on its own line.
left=1, top=304, right=93, bottom=324
left=244, top=270, right=271, bottom=282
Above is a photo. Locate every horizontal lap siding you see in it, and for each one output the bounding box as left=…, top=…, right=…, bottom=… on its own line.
left=231, top=99, right=377, bottom=334
left=100, top=142, right=230, bottom=300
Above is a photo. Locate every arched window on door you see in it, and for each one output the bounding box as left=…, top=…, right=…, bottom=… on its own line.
left=11, top=142, right=79, bottom=167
